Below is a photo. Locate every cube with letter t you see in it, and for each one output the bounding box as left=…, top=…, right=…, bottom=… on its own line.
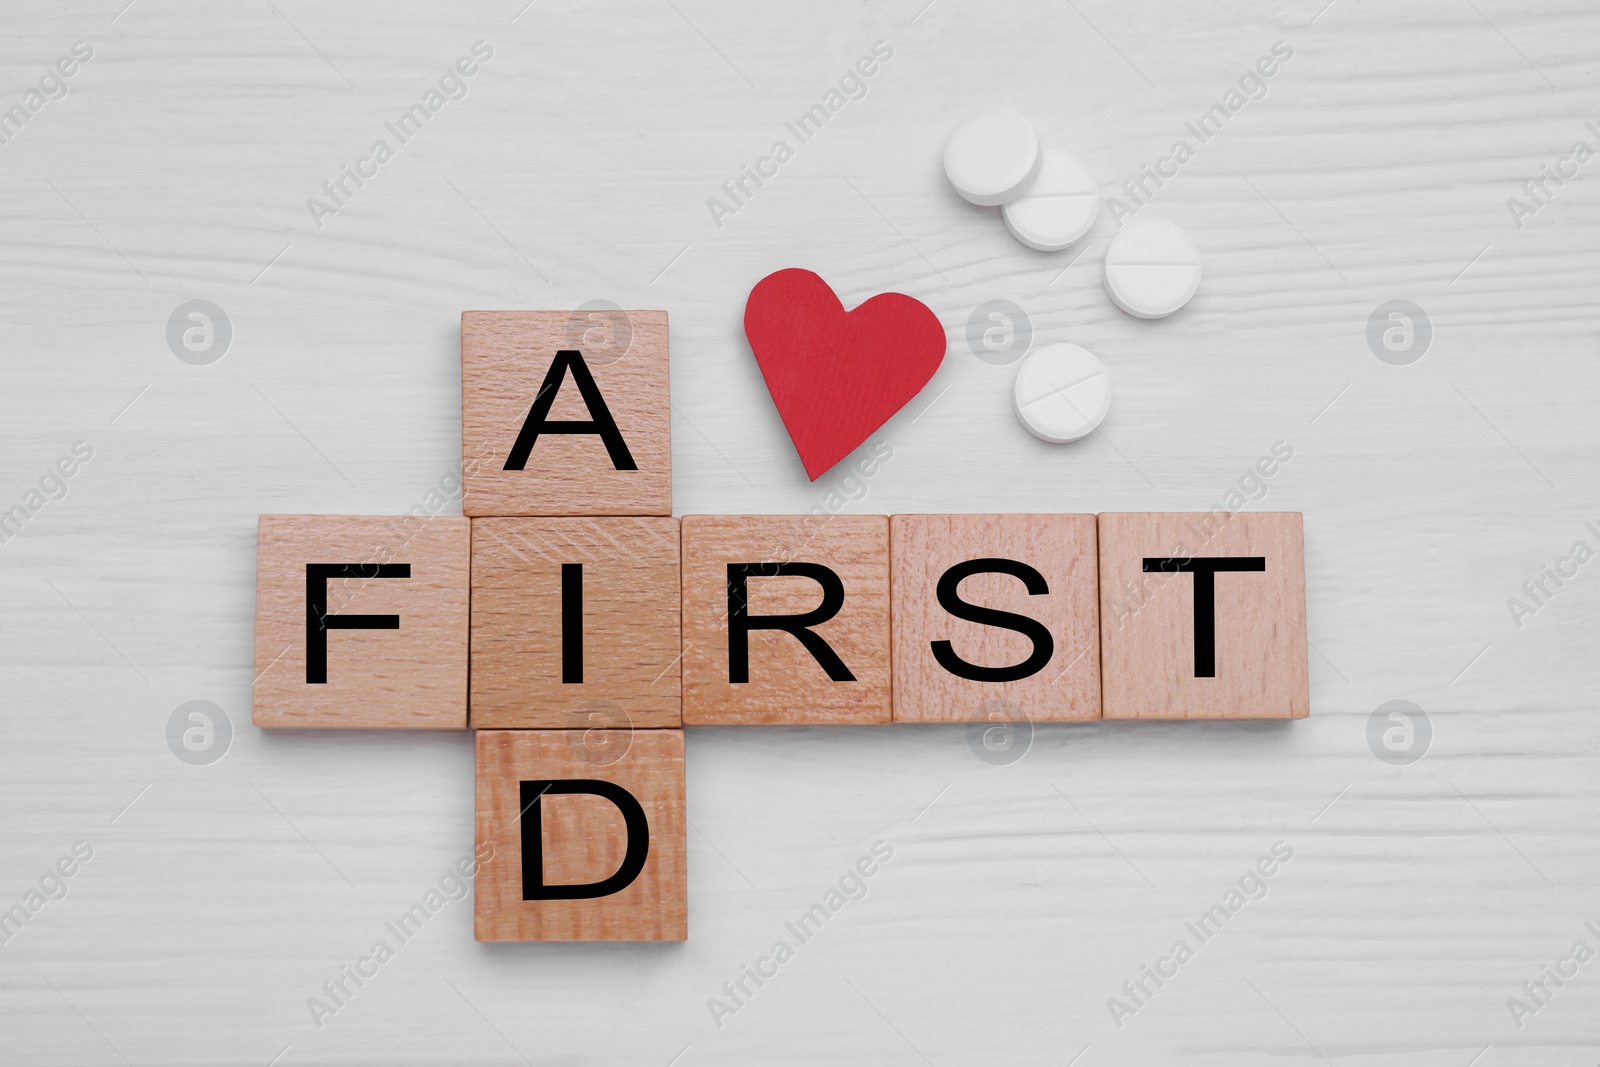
left=1097, top=511, right=1309, bottom=719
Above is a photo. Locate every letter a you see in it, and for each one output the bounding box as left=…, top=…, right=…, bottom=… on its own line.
left=504, top=350, right=637, bottom=471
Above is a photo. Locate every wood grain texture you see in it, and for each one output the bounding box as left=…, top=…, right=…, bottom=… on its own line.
left=1099, top=512, right=1309, bottom=719
left=461, top=310, right=671, bottom=516
left=470, top=517, right=681, bottom=728
left=475, top=729, right=686, bottom=942
left=890, top=514, right=1100, bottom=722
left=681, top=514, right=891, bottom=725
left=10, top=0, right=1600, bottom=1060
left=252, top=515, right=468, bottom=729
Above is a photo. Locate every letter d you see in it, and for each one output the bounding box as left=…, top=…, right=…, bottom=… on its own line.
left=520, top=780, right=648, bottom=900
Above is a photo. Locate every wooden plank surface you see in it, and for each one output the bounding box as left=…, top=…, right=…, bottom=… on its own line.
left=4, top=0, right=1600, bottom=1063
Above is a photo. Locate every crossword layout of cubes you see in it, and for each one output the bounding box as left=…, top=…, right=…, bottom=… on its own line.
left=252, top=310, right=1310, bottom=943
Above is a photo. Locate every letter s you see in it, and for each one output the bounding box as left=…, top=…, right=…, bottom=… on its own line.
left=930, top=558, right=1054, bottom=682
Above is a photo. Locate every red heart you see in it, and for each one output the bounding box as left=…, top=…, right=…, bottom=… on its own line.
left=743, top=268, right=946, bottom=481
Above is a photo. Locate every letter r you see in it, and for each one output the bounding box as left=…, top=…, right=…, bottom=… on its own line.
left=726, top=562, right=854, bottom=682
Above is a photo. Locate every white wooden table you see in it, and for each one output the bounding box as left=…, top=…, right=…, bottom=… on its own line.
left=2, top=0, right=1597, bottom=1063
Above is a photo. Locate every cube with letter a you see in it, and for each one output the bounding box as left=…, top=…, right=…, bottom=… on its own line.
left=461, top=310, right=671, bottom=517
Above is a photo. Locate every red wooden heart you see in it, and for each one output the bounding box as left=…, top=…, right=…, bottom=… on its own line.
left=743, top=268, right=946, bottom=481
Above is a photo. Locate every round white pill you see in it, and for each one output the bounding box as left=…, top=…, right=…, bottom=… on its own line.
left=943, top=110, right=1042, bottom=207
left=1012, top=343, right=1111, bottom=444
left=1103, top=219, right=1202, bottom=319
left=1001, top=152, right=1100, bottom=251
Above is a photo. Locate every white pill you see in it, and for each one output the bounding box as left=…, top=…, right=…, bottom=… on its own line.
left=943, top=109, right=1042, bottom=207
left=1012, top=343, right=1111, bottom=444
left=1001, top=152, right=1100, bottom=251
left=1103, top=219, right=1202, bottom=318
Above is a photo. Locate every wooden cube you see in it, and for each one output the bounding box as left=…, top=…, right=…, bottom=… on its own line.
left=470, top=517, right=681, bottom=729
left=461, top=310, right=671, bottom=517
left=1098, top=511, right=1309, bottom=719
left=252, top=515, right=469, bottom=729
left=475, top=728, right=686, bottom=941
left=681, top=514, right=891, bottom=725
left=890, top=514, right=1101, bottom=722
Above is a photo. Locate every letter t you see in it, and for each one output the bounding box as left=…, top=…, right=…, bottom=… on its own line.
left=1142, top=557, right=1266, bottom=677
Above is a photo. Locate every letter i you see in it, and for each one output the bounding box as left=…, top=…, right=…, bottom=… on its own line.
left=561, top=563, right=583, bottom=683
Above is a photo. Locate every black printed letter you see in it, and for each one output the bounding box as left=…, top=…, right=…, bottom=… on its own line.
left=726, top=562, right=854, bottom=683
left=503, top=350, right=637, bottom=471
left=930, top=558, right=1054, bottom=682
left=520, top=780, right=649, bottom=900
left=561, top=562, right=583, bottom=683
left=305, top=563, right=410, bottom=684
left=1141, top=556, right=1266, bottom=677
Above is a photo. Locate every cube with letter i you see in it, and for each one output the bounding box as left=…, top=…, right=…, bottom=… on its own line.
left=470, top=517, right=681, bottom=729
